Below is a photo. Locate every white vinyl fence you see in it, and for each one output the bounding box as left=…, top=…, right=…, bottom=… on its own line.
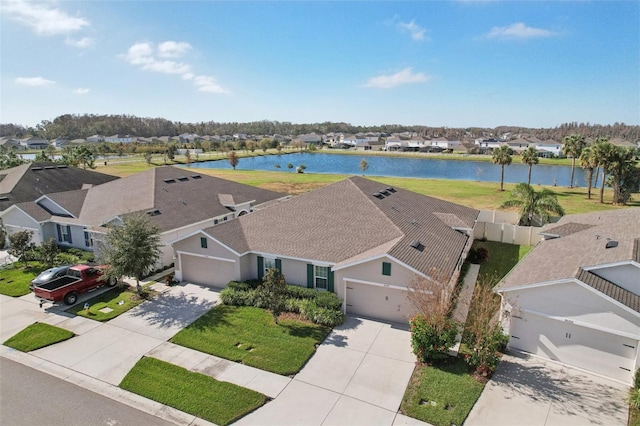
left=474, top=210, right=543, bottom=246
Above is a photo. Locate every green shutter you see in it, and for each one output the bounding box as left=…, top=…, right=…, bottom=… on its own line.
left=328, top=269, right=334, bottom=292
left=200, top=237, right=207, bottom=249
left=382, top=262, right=391, bottom=276
left=67, top=225, right=72, bottom=244
left=275, top=258, right=282, bottom=272
left=307, top=264, right=314, bottom=288
left=56, top=224, right=62, bottom=241
left=257, top=256, right=264, bottom=280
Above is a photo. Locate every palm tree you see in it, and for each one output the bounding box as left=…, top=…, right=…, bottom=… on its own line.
left=591, top=138, right=615, bottom=203
left=579, top=146, right=597, bottom=199
left=521, top=147, right=539, bottom=185
left=562, top=134, right=586, bottom=188
left=500, top=183, right=565, bottom=226
left=492, top=145, right=512, bottom=191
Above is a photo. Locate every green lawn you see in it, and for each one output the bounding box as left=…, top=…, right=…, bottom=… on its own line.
left=0, top=263, right=43, bottom=297
left=120, top=357, right=266, bottom=426
left=65, top=283, right=157, bottom=321
left=171, top=305, right=331, bottom=375
left=472, top=240, right=532, bottom=282
left=3, top=322, right=74, bottom=352
left=401, top=358, right=485, bottom=426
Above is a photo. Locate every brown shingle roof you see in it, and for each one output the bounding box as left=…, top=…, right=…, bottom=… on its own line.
left=576, top=268, right=640, bottom=313
left=540, top=222, right=595, bottom=238
left=204, top=177, right=478, bottom=278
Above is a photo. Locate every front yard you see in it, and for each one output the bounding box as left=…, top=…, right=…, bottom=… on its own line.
left=3, top=322, right=74, bottom=352
left=171, top=305, right=331, bottom=375
left=65, top=283, right=157, bottom=321
left=0, top=263, right=41, bottom=296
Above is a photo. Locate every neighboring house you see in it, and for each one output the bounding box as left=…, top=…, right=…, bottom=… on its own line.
left=385, top=136, right=404, bottom=151
left=474, top=138, right=504, bottom=152
left=0, top=137, right=24, bottom=150
left=86, top=134, right=105, bottom=143
left=52, top=138, right=70, bottom=149
left=0, top=162, right=119, bottom=213
left=1, top=166, right=288, bottom=266
left=534, top=139, right=563, bottom=157
left=295, top=133, right=323, bottom=146
left=105, top=134, right=133, bottom=143
left=495, top=208, right=640, bottom=385
left=430, top=137, right=461, bottom=151
left=506, top=138, right=532, bottom=154
left=179, top=133, right=200, bottom=143
left=354, top=138, right=384, bottom=151
left=20, top=137, right=49, bottom=150
left=172, top=177, right=479, bottom=323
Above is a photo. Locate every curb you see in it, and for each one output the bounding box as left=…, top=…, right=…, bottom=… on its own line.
left=0, top=345, right=216, bottom=426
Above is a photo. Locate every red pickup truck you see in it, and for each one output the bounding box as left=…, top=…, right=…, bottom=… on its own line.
left=32, top=264, right=116, bottom=307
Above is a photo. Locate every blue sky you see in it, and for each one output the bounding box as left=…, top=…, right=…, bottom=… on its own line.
left=2, top=1, right=638, bottom=129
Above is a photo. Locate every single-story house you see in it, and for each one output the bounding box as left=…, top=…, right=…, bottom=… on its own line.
left=0, top=162, right=119, bottom=213
left=20, top=137, right=49, bottom=150
left=1, top=166, right=288, bottom=266
left=172, top=177, right=479, bottom=323
left=496, top=208, right=640, bottom=384
left=0, top=137, right=24, bottom=150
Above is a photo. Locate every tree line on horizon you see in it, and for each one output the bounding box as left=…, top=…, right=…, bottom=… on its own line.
left=1, top=114, right=639, bottom=142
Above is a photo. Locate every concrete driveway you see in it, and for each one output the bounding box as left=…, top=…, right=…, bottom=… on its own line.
left=236, top=316, right=427, bottom=426
left=29, top=283, right=219, bottom=385
left=465, top=351, right=629, bottom=426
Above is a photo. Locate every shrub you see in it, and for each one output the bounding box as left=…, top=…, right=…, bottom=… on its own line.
left=467, top=247, right=489, bottom=264
left=634, top=368, right=640, bottom=390
left=313, top=291, right=342, bottom=310
left=220, top=288, right=255, bottom=306
left=628, top=388, right=640, bottom=410
left=410, top=314, right=459, bottom=363
left=464, top=323, right=508, bottom=377
left=285, top=285, right=317, bottom=299
left=227, top=281, right=251, bottom=291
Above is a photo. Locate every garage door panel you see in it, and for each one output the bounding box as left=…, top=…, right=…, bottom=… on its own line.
left=509, top=312, right=637, bottom=383
left=346, top=282, right=415, bottom=324
left=181, top=255, right=235, bottom=288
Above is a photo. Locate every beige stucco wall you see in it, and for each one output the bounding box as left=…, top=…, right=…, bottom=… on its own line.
left=173, top=233, right=240, bottom=280
left=503, top=281, right=639, bottom=337
left=1, top=208, right=42, bottom=244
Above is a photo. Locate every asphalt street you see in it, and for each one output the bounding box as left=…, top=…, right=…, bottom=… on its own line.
left=0, top=358, right=174, bottom=426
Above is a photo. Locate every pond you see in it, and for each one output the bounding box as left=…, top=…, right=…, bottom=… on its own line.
left=187, top=153, right=589, bottom=187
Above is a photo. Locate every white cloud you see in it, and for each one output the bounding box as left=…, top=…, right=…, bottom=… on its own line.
left=193, top=75, right=228, bottom=94
left=157, top=41, right=192, bottom=58
left=397, top=20, right=426, bottom=41
left=486, top=22, right=557, bottom=40
left=15, top=76, right=56, bottom=87
left=65, top=37, right=95, bottom=48
left=74, top=88, right=90, bottom=95
left=121, top=41, right=228, bottom=94
left=364, top=67, right=429, bottom=89
left=2, top=0, right=89, bottom=36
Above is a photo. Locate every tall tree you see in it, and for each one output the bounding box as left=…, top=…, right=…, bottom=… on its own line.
left=521, top=147, right=539, bottom=185
left=592, top=139, right=616, bottom=203
left=607, top=146, right=640, bottom=205
left=228, top=151, right=239, bottom=170
left=562, top=134, right=586, bottom=188
left=579, top=146, right=598, bottom=199
left=492, top=145, right=512, bottom=191
left=98, top=214, right=161, bottom=294
left=500, top=183, right=565, bottom=226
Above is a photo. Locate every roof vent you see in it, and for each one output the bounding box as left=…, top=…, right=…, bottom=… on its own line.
left=386, top=187, right=396, bottom=193
left=177, top=176, right=189, bottom=182
left=57, top=165, right=67, bottom=168
left=605, top=240, right=618, bottom=249
left=410, top=240, right=423, bottom=250
left=146, top=209, right=161, bottom=216
left=179, top=198, right=186, bottom=205
left=373, top=192, right=385, bottom=199
left=191, top=175, right=202, bottom=179
left=44, top=166, right=55, bottom=169
left=0, top=196, right=9, bottom=201
left=381, top=190, right=390, bottom=196
left=163, top=179, right=176, bottom=184
left=31, top=167, right=43, bottom=171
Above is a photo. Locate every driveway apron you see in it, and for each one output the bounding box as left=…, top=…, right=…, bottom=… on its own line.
left=236, top=316, right=426, bottom=426
left=465, top=351, right=629, bottom=426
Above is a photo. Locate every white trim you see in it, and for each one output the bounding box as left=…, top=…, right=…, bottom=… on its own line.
left=516, top=307, right=640, bottom=341
left=584, top=260, right=640, bottom=271
left=34, top=195, right=75, bottom=218
left=251, top=251, right=333, bottom=268
left=333, top=253, right=427, bottom=279
left=343, top=277, right=410, bottom=292
left=496, top=278, right=574, bottom=294
left=177, top=251, right=236, bottom=263
left=0, top=205, right=43, bottom=226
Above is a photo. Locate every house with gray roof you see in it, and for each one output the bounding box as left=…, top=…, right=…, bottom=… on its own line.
left=0, top=162, right=119, bottom=212
left=495, top=208, right=640, bottom=384
left=1, top=166, right=288, bottom=266
left=172, top=176, right=478, bottom=324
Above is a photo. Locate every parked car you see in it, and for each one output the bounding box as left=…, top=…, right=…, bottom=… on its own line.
left=32, top=264, right=116, bottom=307
left=29, top=265, right=72, bottom=290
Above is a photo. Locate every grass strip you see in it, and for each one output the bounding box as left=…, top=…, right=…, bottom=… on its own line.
left=65, top=284, right=156, bottom=321
left=401, top=358, right=485, bottom=426
left=3, top=322, right=74, bottom=352
left=0, top=264, right=42, bottom=297
left=120, top=357, right=266, bottom=425
left=171, top=305, right=330, bottom=375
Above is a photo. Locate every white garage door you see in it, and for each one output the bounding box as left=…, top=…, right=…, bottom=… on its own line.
left=180, top=254, right=236, bottom=288
left=346, top=282, right=415, bottom=324
left=509, top=311, right=637, bottom=383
